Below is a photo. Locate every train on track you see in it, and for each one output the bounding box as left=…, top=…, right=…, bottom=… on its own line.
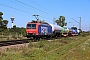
left=26, top=20, right=80, bottom=39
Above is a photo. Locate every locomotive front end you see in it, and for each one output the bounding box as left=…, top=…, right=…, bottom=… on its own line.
left=26, top=22, right=39, bottom=38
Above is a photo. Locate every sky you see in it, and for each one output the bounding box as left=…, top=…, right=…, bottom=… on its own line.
left=0, top=0, right=90, bottom=31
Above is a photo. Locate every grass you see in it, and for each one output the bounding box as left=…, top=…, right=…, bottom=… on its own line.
left=0, top=33, right=90, bottom=60
left=36, top=36, right=87, bottom=60
left=0, top=33, right=26, bottom=41
left=62, top=38, right=90, bottom=60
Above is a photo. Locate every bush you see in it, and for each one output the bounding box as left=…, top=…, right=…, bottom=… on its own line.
left=28, top=41, right=33, bottom=48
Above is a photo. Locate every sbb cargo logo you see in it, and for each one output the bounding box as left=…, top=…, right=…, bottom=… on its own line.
left=41, top=26, right=48, bottom=34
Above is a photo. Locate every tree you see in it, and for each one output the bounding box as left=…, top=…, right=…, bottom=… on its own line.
left=0, top=12, right=3, bottom=20
left=78, top=29, right=82, bottom=33
left=0, top=12, right=8, bottom=32
left=0, top=12, right=3, bottom=27
left=9, top=26, right=26, bottom=36
left=55, top=16, right=67, bottom=27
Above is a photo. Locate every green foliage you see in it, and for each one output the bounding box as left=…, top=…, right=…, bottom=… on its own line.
left=0, top=12, right=3, bottom=20
left=43, top=44, right=50, bottom=51
left=0, top=27, right=26, bottom=40
left=12, top=34, right=17, bottom=39
left=28, top=41, right=33, bottom=48
left=9, top=27, right=26, bottom=37
left=38, top=39, right=45, bottom=48
left=7, top=37, right=10, bottom=40
left=80, top=32, right=90, bottom=37
left=55, top=16, right=67, bottom=27
left=78, top=29, right=82, bottom=33
left=1, top=36, right=90, bottom=60
left=0, top=12, right=3, bottom=15
left=0, top=12, right=8, bottom=32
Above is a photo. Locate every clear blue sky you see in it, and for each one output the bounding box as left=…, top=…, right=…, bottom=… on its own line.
left=0, top=0, right=90, bottom=31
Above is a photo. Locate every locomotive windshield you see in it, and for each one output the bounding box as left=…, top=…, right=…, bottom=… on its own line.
left=27, top=24, right=36, bottom=29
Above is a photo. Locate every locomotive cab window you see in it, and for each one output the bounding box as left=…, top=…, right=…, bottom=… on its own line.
left=27, top=24, right=36, bottom=29
left=32, top=24, right=36, bottom=29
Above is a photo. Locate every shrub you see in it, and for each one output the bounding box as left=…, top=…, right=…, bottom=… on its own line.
left=28, top=41, right=33, bottom=48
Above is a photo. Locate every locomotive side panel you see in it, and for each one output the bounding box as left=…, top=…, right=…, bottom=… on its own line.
left=38, top=24, right=52, bottom=35
left=68, top=27, right=80, bottom=36
left=74, top=29, right=79, bottom=36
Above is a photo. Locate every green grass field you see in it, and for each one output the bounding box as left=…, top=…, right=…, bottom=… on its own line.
left=0, top=33, right=90, bottom=60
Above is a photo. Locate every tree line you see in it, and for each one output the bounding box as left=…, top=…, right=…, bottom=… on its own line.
left=0, top=12, right=26, bottom=36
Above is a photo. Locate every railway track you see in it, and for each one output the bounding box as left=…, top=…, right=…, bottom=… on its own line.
left=0, top=38, right=57, bottom=47
left=0, top=36, right=72, bottom=47
left=0, top=39, right=30, bottom=47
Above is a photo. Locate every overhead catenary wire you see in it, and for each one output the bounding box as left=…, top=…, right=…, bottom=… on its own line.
left=8, top=0, right=33, bottom=10
left=0, top=4, right=33, bottom=14
left=0, top=3, right=52, bottom=20
left=29, top=0, right=59, bottom=17
left=15, top=0, right=56, bottom=17
left=8, top=0, right=52, bottom=20
left=7, top=0, right=71, bottom=23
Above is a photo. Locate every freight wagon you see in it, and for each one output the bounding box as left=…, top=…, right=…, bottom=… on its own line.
left=68, top=27, right=80, bottom=36
left=61, top=27, right=69, bottom=36
left=68, top=27, right=73, bottom=36
left=49, top=24, right=62, bottom=37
